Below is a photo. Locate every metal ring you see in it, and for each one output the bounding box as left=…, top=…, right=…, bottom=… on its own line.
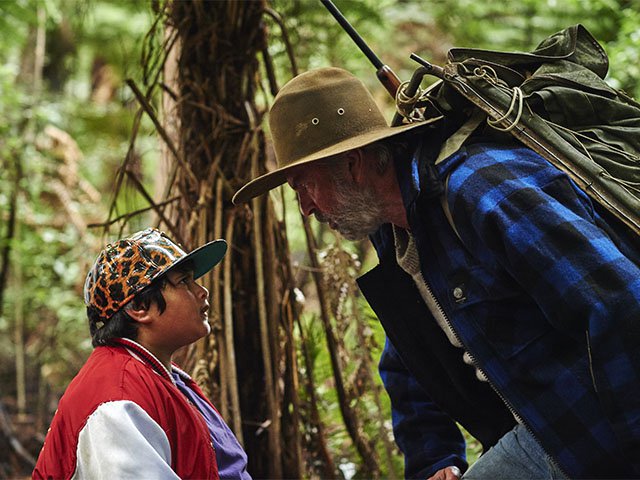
left=311, top=117, right=319, bottom=125
left=337, top=108, right=345, bottom=115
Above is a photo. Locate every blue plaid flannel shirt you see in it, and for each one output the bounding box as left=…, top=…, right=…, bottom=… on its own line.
left=376, top=141, right=640, bottom=479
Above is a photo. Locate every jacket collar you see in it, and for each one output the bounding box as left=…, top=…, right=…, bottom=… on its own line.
left=111, top=337, right=192, bottom=385
left=394, top=136, right=423, bottom=211
left=394, top=123, right=449, bottom=215
left=369, top=123, right=449, bottom=261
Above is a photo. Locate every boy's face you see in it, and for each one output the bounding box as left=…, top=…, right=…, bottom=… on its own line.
left=148, top=268, right=211, bottom=351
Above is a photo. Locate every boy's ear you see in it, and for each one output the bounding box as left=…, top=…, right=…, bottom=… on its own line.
left=345, top=148, right=367, bottom=184
left=125, top=305, right=154, bottom=325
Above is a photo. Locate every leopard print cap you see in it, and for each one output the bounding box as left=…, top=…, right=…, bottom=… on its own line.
left=83, top=228, right=188, bottom=320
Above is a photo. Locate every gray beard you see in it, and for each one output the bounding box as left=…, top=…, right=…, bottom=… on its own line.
left=316, top=178, right=386, bottom=241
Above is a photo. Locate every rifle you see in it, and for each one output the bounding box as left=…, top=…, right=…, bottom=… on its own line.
left=320, top=0, right=401, bottom=98
left=322, top=5, right=640, bottom=237
left=320, top=0, right=444, bottom=126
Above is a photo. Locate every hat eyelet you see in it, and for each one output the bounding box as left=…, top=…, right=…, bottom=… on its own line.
left=311, top=117, right=319, bottom=125
left=337, top=108, right=345, bottom=115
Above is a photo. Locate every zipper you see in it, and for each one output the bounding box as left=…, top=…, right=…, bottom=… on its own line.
left=585, top=329, right=598, bottom=393
left=417, top=270, right=570, bottom=478
left=417, top=272, right=525, bottom=423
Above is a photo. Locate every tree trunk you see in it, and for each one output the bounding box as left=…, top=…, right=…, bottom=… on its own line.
left=13, top=219, right=26, bottom=419
left=157, top=1, right=303, bottom=477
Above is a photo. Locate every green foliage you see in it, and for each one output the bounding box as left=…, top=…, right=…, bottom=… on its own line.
left=0, top=0, right=154, bottom=414
left=267, top=0, right=640, bottom=115
left=2, top=0, right=639, bottom=477
left=605, top=6, right=640, bottom=97
left=0, top=1, right=37, bottom=57
left=8, top=223, right=93, bottom=386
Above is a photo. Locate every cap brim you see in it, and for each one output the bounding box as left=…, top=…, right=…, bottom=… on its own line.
left=169, top=239, right=227, bottom=280
left=232, top=119, right=436, bottom=204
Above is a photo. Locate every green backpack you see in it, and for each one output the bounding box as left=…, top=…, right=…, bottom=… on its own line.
left=405, top=25, right=640, bottom=237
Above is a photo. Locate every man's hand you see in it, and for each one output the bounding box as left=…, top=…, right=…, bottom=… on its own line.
left=427, top=465, right=462, bottom=480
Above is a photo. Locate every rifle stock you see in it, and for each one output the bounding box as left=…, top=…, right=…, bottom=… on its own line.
left=376, top=65, right=402, bottom=98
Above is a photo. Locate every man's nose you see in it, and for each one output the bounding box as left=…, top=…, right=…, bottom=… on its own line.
left=297, top=191, right=315, bottom=217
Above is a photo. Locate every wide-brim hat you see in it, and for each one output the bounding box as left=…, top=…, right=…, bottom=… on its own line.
left=84, top=228, right=227, bottom=320
left=232, top=67, right=430, bottom=204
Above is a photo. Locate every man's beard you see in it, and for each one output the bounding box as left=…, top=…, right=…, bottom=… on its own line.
left=315, top=176, right=386, bottom=241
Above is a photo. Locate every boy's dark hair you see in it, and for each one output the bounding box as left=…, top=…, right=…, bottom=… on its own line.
left=87, top=277, right=168, bottom=347
left=87, top=260, right=195, bottom=347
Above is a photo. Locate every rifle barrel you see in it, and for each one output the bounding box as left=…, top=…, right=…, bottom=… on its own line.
left=320, top=0, right=401, bottom=98
left=320, top=0, right=383, bottom=70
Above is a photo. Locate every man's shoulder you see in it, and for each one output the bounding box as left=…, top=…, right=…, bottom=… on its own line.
left=449, top=142, right=548, bottom=177
left=444, top=142, right=565, bottom=202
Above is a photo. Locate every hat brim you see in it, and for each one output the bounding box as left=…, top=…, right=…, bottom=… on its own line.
left=168, top=239, right=227, bottom=280
left=232, top=119, right=435, bottom=204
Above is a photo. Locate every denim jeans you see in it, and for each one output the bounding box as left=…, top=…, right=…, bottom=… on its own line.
left=462, top=424, right=567, bottom=480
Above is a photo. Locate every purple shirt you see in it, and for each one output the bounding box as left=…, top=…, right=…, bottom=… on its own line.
left=172, top=373, right=251, bottom=479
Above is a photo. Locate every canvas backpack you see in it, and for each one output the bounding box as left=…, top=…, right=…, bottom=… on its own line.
left=404, top=25, right=640, bottom=237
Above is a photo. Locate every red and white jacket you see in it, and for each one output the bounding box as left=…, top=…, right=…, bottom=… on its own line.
left=33, top=338, right=219, bottom=480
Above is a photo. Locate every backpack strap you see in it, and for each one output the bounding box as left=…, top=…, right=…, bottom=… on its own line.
left=435, top=110, right=486, bottom=241
left=440, top=175, right=462, bottom=241
left=435, top=109, right=485, bottom=166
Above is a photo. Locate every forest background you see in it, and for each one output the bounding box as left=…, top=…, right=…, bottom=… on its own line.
left=1, top=0, right=639, bottom=479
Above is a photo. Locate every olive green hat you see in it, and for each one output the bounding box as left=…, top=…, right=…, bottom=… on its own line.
left=232, top=67, right=428, bottom=204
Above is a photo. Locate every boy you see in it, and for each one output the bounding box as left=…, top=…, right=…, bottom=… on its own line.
left=34, top=228, right=251, bottom=479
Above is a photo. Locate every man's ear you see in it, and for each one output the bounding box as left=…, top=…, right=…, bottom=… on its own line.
left=125, top=305, right=154, bottom=325
left=345, top=148, right=367, bottom=185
